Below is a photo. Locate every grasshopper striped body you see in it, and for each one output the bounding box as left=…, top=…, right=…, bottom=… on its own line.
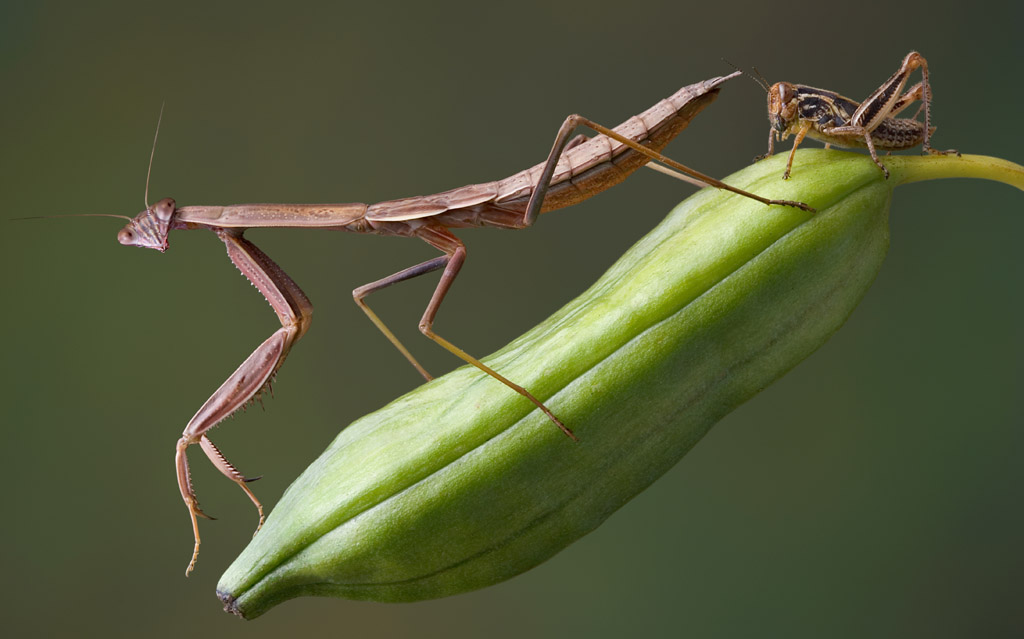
left=762, top=51, right=958, bottom=179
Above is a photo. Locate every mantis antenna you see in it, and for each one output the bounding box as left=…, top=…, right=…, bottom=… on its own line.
left=12, top=213, right=134, bottom=221
left=15, top=104, right=165, bottom=223
left=145, top=102, right=165, bottom=210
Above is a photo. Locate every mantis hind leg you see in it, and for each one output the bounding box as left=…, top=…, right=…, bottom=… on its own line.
left=523, top=114, right=813, bottom=225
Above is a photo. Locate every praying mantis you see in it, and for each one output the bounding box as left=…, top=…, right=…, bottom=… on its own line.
left=111, top=71, right=813, bottom=575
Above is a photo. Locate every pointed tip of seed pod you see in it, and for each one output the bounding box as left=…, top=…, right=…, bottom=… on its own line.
left=217, top=589, right=244, bottom=619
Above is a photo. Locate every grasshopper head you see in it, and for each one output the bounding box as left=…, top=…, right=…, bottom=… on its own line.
left=767, top=82, right=799, bottom=137
left=118, top=197, right=176, bottom=252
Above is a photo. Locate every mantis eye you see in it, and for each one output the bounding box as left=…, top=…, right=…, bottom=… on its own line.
left=154, top=198, right=176, bottom=221
left=118, top=228, right=135, bottom=245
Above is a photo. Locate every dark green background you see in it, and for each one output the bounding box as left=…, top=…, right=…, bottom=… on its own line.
left=2, top=1, right=1021, bottom=636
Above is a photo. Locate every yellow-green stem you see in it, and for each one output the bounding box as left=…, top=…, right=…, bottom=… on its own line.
left=887, top=153, right=1024, bottom=189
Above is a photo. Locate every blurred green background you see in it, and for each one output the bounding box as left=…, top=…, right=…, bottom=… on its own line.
left=2, top=1, right=1021, bottom=636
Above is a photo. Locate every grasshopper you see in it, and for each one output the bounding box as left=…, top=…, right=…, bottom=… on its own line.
left=757, top=51, right=958, bottom=179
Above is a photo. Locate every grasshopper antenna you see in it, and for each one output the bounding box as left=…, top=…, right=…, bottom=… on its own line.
left=144, top=102, right=165, bottom=210
left=751, top=66, right=771, bottom=92
left=723, top=58, right=770, bottom=93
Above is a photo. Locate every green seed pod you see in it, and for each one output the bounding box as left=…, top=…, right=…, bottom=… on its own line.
left=217, top=150, right=1023, bottom=618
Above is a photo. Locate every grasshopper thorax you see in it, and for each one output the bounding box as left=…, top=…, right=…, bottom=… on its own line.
left=118, top=197, right=176, bottom=252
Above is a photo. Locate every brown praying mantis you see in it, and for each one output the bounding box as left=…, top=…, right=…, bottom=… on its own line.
left=110, top=71, right=813, bottom=575
left=753, top=51, right=958, bottom=179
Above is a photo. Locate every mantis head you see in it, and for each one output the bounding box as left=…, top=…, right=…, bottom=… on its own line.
left=118, top=197, right=176, bottom=252
left=117, top=103, right=174, bottom=251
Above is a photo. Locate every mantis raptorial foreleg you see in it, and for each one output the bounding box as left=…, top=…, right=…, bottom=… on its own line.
left=175, top=229, right=313, bottom=575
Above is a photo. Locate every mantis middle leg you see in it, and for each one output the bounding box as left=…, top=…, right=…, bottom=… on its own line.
left=352, top=225, right=577, bottom=440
